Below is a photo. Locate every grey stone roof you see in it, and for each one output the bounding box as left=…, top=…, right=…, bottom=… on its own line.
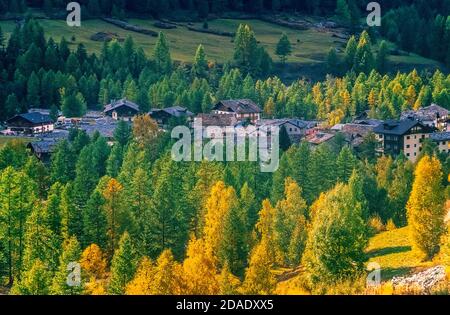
left=194, top=113, right=238, bottom=127
left=149, top=106, right=193, bottom=118
left=373, top=119, right=434, bottom=136
left=430, top=132, right=450, bottom=142
left=401, top=104, right=449, bottom=122
left=104, top=99, right=139, bottom=113
left=29, top=139, right=59, bottom=154
left=7, top=112, right=53, bottom=124
left=214, top=99, right=262, bottom=114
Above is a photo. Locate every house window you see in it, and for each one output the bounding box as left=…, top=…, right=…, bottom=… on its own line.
left=442, top=141, right=446, bottom=145
left=406, top=153, right=410, bottom=157
left=414, top=144, right=417, bottom=148
left=406, top=136, right=410, bottom=140
left=289, top=128, right=292, bottom=132
left=422, top=135, right=425, bottom=138
left=414, top=152, right=417, bottom=156
left=406, top=145, right=410, bottom=148
left=414, top=135, right=417, bottom=139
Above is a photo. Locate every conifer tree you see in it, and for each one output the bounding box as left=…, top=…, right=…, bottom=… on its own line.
left=192, top=44, right=208, bottom=78
left=376, top=40, right=389, bottom=73
left=274, top=177, right=308, bottom=266
left=125, top=256, right=155, bottom=295
left=51, top=236, right=82, bottom=295
left=407, top=156, right=445, bottom=259
left=218, top=263, right=241, bottom=294
left=154, top=32, right=172, bottom=74
left=0, top=167, right=36, bottom=284
left=11, top=259, right=52, bottom=295
left=152, top=249, right=182, bottom=295
left=344, top=35, right=357, bottom=71
left=336, top=146, right=357, bottom=183
left=242, top=239, right=276, bottom=295
left=108, top=232, right=138, bottom=295
left=302, top=183, right=368, bottom=287
left=80, top=243, right=107, bottom=281
left=182, top=238, right=219, bottom=294
left=44, top=182, right=63, bottom=237
left=275, top=33, right=292, bottom=64
left=83, top=190, right=108, bottom=249
left=61, top=182, right=83, bottom=241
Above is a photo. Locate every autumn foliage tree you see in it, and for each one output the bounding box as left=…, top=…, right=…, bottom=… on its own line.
left=407, top=156, right=446, bottom=259
left=302, top=183, right=368, bottom=288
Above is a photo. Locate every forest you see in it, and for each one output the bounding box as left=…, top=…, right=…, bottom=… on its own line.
left=0, top=1, right=449, bottom=296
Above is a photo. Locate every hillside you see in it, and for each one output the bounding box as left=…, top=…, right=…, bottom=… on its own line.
left=0, top=16, right=442, bottom=81
left=275, top=226, right=442, bottom=294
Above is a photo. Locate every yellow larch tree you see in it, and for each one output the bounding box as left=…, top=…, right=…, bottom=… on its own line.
left=203, top=181, right=238, bottom=260
left=181, top=237, right=220, bottom=295
left=241, top=238, right=277, bottom=295
left=407, top=156, right=446, bottom=260
left=152, top=249, right=183, bottom=295
left=80, top=244, right=108, bottom=295
left=125, top=256, right=155, bottom=295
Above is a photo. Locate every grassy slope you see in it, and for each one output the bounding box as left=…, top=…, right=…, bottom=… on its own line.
left=0, top=135, right=36, bottom=148
left=366, top=226, right=434, bottom=280
left=275, top=226, right=436, bottom=294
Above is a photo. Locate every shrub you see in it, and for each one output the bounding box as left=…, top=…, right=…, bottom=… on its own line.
left=386, top=219, right=397, bottom=231
left=368, top=215, right=385, bottom=234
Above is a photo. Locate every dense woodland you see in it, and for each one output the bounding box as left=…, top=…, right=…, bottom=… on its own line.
left=0, top=3, right=449, bottom=295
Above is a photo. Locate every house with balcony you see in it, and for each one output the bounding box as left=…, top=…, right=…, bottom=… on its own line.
left=104, top=98, right=140, bottom=121
left=373, top=118, right=435, bottom=162
left=149, top=106, right=193, bottom=129
left=5, top=112, right=54, bottom=135
left=211, top=99, right=262, bottom=123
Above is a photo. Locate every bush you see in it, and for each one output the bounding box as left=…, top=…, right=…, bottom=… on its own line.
left=386, top=219, right=397, bottom=231
left=368, top=215, right=385, bottom=234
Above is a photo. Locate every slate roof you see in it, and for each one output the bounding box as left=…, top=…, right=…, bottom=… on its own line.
left=430, top=132, right=450, bottom=142
left=401, top=104, right=449, bottom=122
left=305, top=132, right=335, bottom=145
left=149, top=106, right=194, bottom=118
left=352, top=119, right=383, bottom=126
left=373, top=119, right=434, bottom=136
left=194, top=113, right=238, bottom=127
left=104, top=99, right=139, bottom=113
left=28, top=140, right=59, bottom=154
left=6, top=112, right=53, bottom=125
left=214, top=99, right=262, bottom=114
left=256, top=119, right=316, bottom=130
left=341, top=123, right=377, bottom=136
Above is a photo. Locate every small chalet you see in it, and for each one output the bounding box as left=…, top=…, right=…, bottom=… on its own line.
left=373, top=118, right=436, bottom=162
left=212, top=99, right=262, bottom=123
left=194, top=113, right=240, bottom=139
left=104, top=98, right=139, bottom=121
left=340, top=120, right=382, bottom=149
left=305, top=132, right=335, bottom=146
left=148, top=106, right=194, bottom=128
left=5, top=112, right=54, bottom=135
left=27, top=139, right=59, bottom=163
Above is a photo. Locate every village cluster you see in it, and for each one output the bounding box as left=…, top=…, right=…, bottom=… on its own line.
left=1, top=98, right=449, bottom=164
